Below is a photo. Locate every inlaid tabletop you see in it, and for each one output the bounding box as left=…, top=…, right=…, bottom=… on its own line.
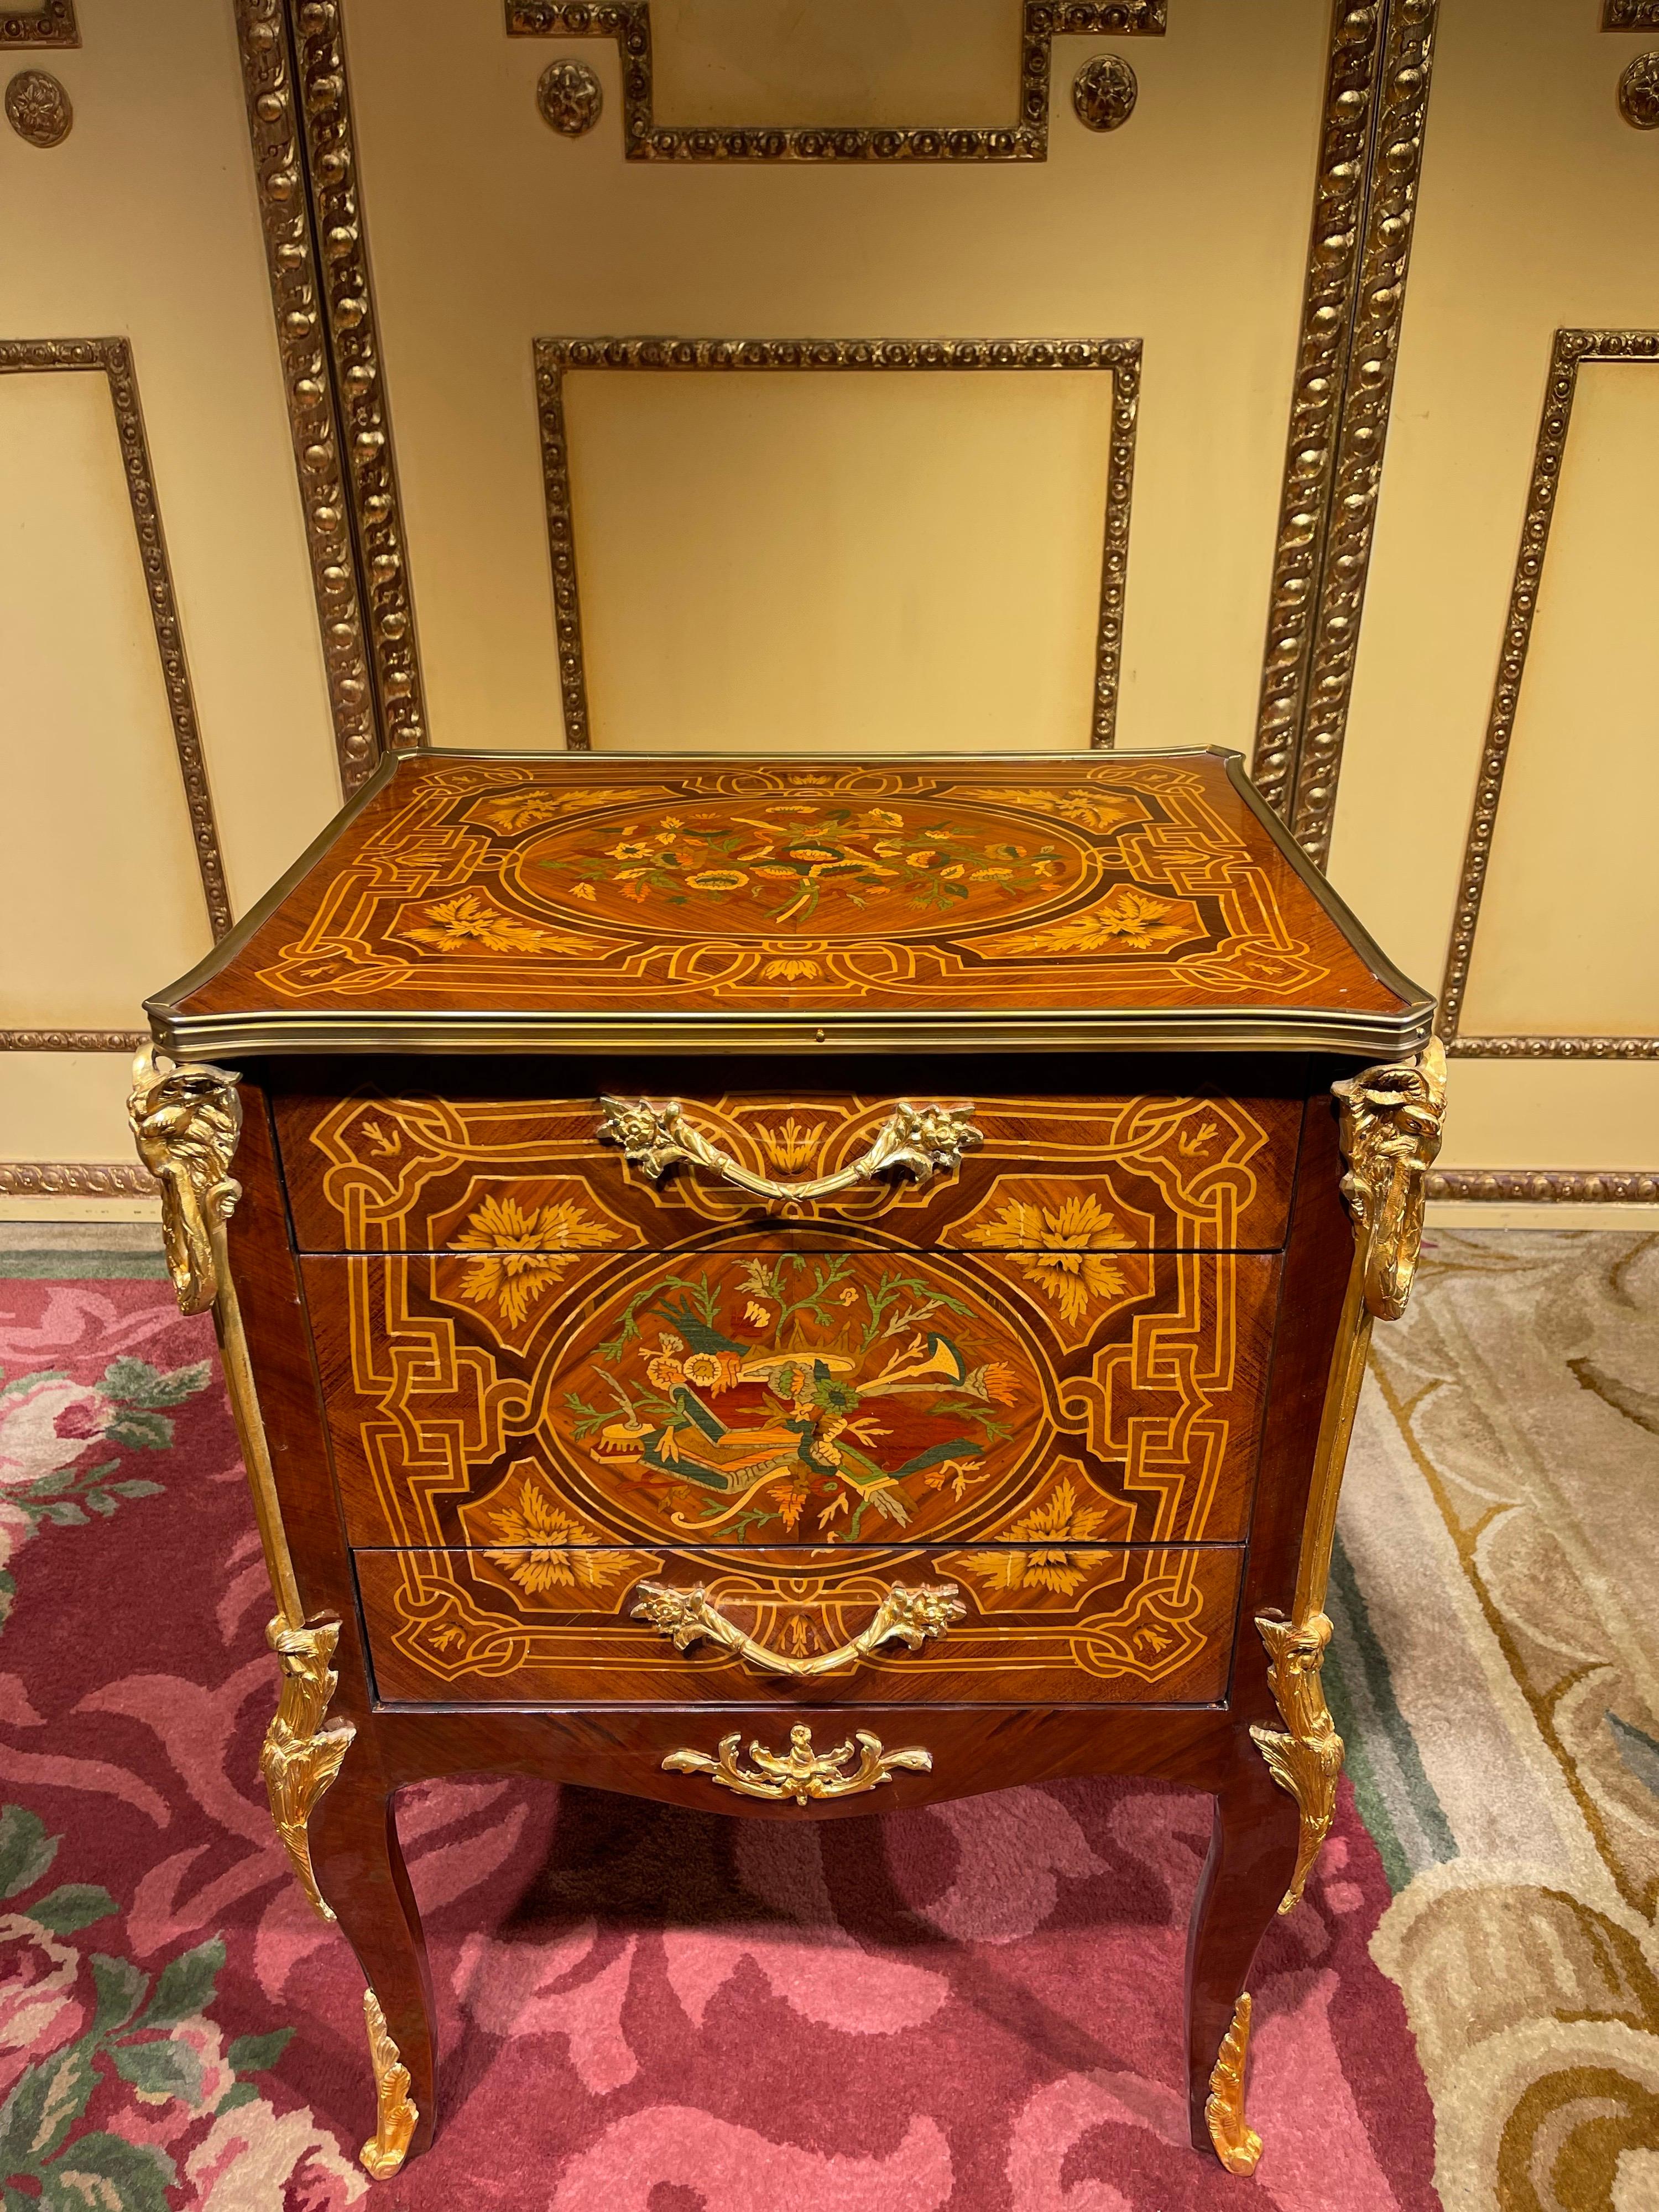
left=149, top=750, right=1432, bottom=1057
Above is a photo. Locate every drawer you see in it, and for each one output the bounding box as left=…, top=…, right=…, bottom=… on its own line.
left=354, top=1543, right=1243, bottom=1708
left=275, top=1078, right=1302, bottom=1254
left=301, top=1246, right=1277, bottom=1550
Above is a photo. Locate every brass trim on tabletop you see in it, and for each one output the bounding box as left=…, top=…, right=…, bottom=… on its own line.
left=232, top=0, right=426, bottom=784
left=534, top=336, right=1140, bottom=753
left=1252, top=0, right=1439, bottom=854
left=506, top=0, right=1166, bottom=161
left=140, top=749, right=1436, bottom=1061
left=0, top=1, right=76, bottom=46
left=1, top=341, right=232, bottom=939
left=1438, top=330, right=1659, bottom=1053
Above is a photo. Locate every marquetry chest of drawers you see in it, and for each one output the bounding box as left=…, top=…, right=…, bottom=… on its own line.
left=132, top=748, right=1443, bottom=2180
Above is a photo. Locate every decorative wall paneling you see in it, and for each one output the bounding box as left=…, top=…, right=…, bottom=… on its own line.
left=1, top=0, right=345, bottom=1186
left=1437, top=331, right=1659, bottom=1065
left=265, top=1, right=1365, bottom=760
left=0, top=1162, right=155, bottom=1198
left=0, top=341, right=231, bottom=951
left=1428, top=1169, right=1658, bottom=1204
left=504, top=0, right=1165, bottom=162
left=1249, top=0, right=1437, bottom=854
left=234, top=0, right=425, bottom=788
left=1328, top=0, right=1659, bottom=1198
left=0, top=346, right=228, bottom=1138
left=535, top=336, right=1139, bottom=752
left=0, top=1, right=76, bottom=44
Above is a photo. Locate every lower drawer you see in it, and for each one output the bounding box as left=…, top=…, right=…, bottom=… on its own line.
left=356, top=1543, right=1243, bottom=1708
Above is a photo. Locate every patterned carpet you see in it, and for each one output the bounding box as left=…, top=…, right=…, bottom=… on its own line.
left=1, top=1226, right=1651, bottom=2208
left=1328, top=1229, right=1659, bottom=2212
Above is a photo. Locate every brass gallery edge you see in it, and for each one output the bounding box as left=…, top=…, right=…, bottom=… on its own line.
left=1437, top=327, right=1659, bottom=1060
left=1251, top=0, right=1439, bottom=856
left=534, top=335, right=1139, bottom=755
left=140, top=747, right=1436, bottom=1061
left=0, top=340, right=231, bottom=946
left=507, top=0, right=1166, bottom=161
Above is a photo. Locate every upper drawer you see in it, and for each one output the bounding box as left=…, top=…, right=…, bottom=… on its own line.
left=275, top=1083, right=1302, bottom=1253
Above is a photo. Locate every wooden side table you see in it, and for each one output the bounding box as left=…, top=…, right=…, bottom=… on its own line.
left=131, top=749, right=1442, bottom=2178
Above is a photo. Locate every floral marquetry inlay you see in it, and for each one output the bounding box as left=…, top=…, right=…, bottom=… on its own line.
left=453, top=1194, right=623, bottom=1327
left=160, top=755, right=1430, bottom=1055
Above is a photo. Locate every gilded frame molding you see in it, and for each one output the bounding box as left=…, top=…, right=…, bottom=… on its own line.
left=505, top=0, right=1166, bottom=161
left=0, top=1162, right=157, bottom=1197
left=1604, top=2, right=1659, bottom=26
left=1427, top=1168, right=1658, bottom=1203
left=1438, top=328, right=1659, bottom=1061
left=233, top=0, right=426, bottom=789
left=1, top=1032, right=147, bottom=1051
left=0, top=2, right=77, bottom=44
left=1251, top=0, right=1439, bottom=855
left=534, top=335, right=1140, bottom=753
left=0, top=341, right=232, bottom=997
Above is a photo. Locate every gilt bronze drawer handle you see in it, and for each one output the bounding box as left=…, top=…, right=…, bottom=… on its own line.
left=663, top=1723, right=932, bottom=1806
left=632, top=1578, right=965, bottom=1676
left=598, top=1094, right=982, bottom=1204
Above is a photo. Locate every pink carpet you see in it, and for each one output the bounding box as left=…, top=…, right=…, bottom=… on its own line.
left=0, top=1274, right=1439, bottom=2208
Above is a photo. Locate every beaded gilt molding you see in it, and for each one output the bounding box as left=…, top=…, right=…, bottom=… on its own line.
left=1438, top=329, right=1659, bottom=1062
left=0, top=339, right=231, bottom=1061
left=233, top=0, right=426, bottom=790
left=506, top=0, right=1166, bottom=161
left=0, top=1, right=76, bottom=44
left=535, top=336, right=1140, bottom=753
left=1250, top=0, right=1439, bottom=854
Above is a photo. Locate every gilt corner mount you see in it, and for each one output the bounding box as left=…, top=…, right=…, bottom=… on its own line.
left=507, top=0, right=1165, bottom=161
left=534, top=335, right=1139, bottom=753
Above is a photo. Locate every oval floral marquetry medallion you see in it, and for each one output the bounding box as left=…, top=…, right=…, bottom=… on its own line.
left=473, top=1251, right=1065, bottom=1547
left=511, top=794, right=1107, bottom=938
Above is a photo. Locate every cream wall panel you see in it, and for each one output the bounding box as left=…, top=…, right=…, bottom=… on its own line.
left=566, top=367, right=1117, bottom=752
left=0, top=373, right=211, bottom=1031
left=1433, top=1063, right=1659, bottom=1178
left=1458, top=360, right=1659, bottom=1039
left=1328, top=0, right=1659, bottom=1169
left=650, top=0, right=1019, bottom=128
left=341, top=0, right=1324, bottom=754
left=0, top=1057, right=142, bottom=1167
left=1, top=0, right=340, bottom=917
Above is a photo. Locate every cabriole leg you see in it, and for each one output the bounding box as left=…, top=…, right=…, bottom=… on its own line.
left=1183, top=1739, right=1301, bottom=2173
left=307, top=1761, right=434, bottom=2176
